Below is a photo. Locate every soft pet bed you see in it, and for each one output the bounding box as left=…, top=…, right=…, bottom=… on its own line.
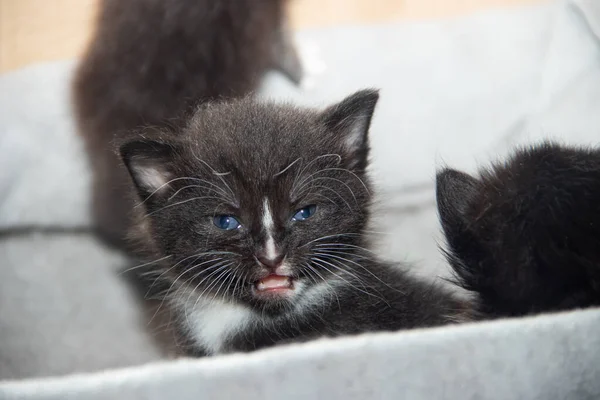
left=1, top=0, right=600, bottom=398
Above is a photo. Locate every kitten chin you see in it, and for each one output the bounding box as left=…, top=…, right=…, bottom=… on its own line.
left=72, top=0, right=302, bottom=251
left=120, top=90, right=471, bottom=356
left=437, top=141, right=600, bottom=318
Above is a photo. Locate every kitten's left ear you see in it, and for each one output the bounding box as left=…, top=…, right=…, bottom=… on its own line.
left=119, top=138, right=184, bottom=203
left=320, top=89, right=379, bottom=170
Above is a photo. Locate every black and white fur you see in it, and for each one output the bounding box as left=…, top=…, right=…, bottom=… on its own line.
left=120, top=90, right=470, bottom=356
left=437, top=141, right=600, bottom=318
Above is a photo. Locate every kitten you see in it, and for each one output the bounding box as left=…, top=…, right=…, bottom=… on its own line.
left=437, top=141, right=600, bottom=318
left=72, top=0, right=302, bottom=250
left=119, top=89, right=471, bottom=356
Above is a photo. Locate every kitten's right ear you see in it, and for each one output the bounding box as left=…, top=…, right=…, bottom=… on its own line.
left=436, top=168, right=480, bottom=237
left=320, top=89, right=379, bottom=171
left=119, top=139, right=182, bottom=201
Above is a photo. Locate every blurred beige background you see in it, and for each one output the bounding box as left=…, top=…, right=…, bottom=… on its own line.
left=0, top=0, right=540, bottom=74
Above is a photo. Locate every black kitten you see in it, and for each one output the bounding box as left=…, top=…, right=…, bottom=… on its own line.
left=437, top=141, right=600, bottom=318
left=72, top=0, right=301, bottom=250
left=120, top=90, right=470, bottom=356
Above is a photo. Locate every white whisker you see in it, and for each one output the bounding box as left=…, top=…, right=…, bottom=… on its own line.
left=146, top=195, right=223, bottom=216
left=168, top=183, right=232, bottom=203
left=299, top=233, right=362, bottom=248
left=302, top=176, right=358, bottom=205
left=182, top=263, right=233, bottom=323
left=274, top=157, right=302, bottom=178
left=192, top=266, right=232, bottom=310
left=148, top=253, right=228, bottom=293
left=303, top=262, right=341, bottom=312
left=213, top=268, right=237, bottom=303
left=313, top=242, right=376, bottom=254
left=313, top=250, right=405, bottom=295
left=120, top=254, right=173, bottom=274
left=308, top=167, right=371, bottom=195
left=311, top=257, right=388, bottom=304
left=291, top=154, right=341, bottom=192
left=147, top=259, right=229, bottom=326
left=193, top=157, right=236, bottom=199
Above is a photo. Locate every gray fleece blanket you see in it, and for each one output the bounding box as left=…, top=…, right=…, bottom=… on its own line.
left=1, top=0, right=600, bottom=398
left=3, top=309, right=600, bottom=400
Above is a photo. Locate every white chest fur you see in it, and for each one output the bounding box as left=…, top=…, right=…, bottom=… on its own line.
left=183, top=298, right=256, bottom=355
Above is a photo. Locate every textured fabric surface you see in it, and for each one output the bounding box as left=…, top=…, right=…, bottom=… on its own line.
left=2, top=309, right=600, bottom=400
left=0, top=235, right=164, bottom=380
left=1, top=0, right=599, bottom=397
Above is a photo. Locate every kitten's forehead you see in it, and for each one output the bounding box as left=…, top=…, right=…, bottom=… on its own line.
left=186, top=99, right=331, bottom=180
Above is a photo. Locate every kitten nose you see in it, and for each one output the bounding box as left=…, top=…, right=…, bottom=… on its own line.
left=256, top=253, right=285, bottom=270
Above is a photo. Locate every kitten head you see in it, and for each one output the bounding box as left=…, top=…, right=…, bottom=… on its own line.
left=120, top=89, right=379, bottom=315
left=436, top=142, right=600, bottom=316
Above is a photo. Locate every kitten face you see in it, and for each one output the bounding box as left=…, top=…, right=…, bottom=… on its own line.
left=121, top=90, right=379, bottom=316
left=436, top=142, right=600, bottom=316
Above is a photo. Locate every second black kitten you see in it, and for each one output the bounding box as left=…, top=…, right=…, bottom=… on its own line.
left=437, top=141, right=600, bottom=318
left=120, top=90, right=471, bottom=356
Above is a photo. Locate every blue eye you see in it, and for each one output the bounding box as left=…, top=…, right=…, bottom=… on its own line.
left=213, top=215, right=241, bottom=230
left=291, top=205, right=317, bottom=222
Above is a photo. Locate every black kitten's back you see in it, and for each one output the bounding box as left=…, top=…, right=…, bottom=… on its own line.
left=75, top=0, right=299, bottom=128
left=437, top=142, right=600, bottom=317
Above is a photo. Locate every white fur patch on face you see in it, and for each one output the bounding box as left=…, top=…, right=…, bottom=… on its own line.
left=184, top=297, right=256, bottom=355
left=265, top=236, right=278, bottom=260
left=262, top=198, right=279, bottom=260
left=262, top=197, right=275, bottom=232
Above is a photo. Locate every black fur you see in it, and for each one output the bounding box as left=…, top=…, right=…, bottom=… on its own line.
left=437, top=141, right=600, bottom=318
left=120, top=90, right=470, bottom=355
left=72, top=0, right=301, bottom=250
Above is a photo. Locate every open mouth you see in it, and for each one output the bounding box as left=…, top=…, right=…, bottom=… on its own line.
left=254, top=274, right=294, bottom=296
